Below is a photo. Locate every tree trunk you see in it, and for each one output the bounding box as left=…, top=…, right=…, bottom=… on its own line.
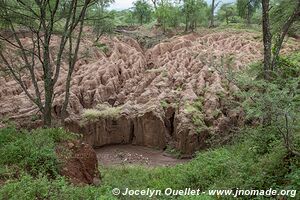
left=95, top=34, right=101, bottom=43
left=44, top=102, right=52, bottom=127
left=43, top=51, right=53, bottom=127
left=210, top=0, right=215, bottom=27
left=43, top=31, right=54, bottom=127
left=247, top=5, right=251, bottom=26
left=185, top=13, right=189, bottom=32
left=262, top=0, right=272, bottom=79
left=44, top=81, right=53, bottom=127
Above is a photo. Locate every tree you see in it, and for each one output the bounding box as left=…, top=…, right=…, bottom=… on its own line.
left=182, top=0, right=208, bottom=32
left=209, top=0, right=221, bottom=27
left=150, top=0, right=160, bottom=10
left=261, top=0, right=272, bottom=78
left=124, top=10, right=136, bottom=25
left=155, top=0, right=181, bottom=32
left=0, top=0, right=96, bottom=126
left=210, top=0, right=215, bottom=27
left=89, top=0, right=116, bottom=42
left=269, top=0, right=300, bottom=70
left=93, top=13, right=115, bottom=42
left=133, top=0, right=152, bottom=25
left=261, top=0, right=300, bottom=75
left=96, top=0, right=115, bottom=12
left=217, top=3, right=236, bottom=25
left=259, top=0, right=300, bottom=157
left=237, top=0, right=260, bottom=25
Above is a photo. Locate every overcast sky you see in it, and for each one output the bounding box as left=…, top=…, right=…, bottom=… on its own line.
left=109, top=0, right=236, bottom=10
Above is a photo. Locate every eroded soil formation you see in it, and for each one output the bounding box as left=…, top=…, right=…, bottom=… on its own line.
left=56, top=140, right=100, bottom=185
left=1, top=29, right=299, bottom=155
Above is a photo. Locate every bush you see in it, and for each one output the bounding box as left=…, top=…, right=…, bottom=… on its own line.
left=184, top=98, right=207, bottom=134
left=0, top=127, right=77, bottom=177
left=0, top=174, right=117, bottom=200
left=93, top=42, right=110, bottom=54
left=236, top=53, right=300, bottom=158
left=0, top=126, right=298, bottom=199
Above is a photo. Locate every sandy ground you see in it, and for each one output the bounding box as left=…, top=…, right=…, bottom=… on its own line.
left=96, top=145, right=189, bottom=167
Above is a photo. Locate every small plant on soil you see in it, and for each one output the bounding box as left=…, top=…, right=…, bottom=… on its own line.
left=161, top=70, right=168, bottom=77
left=146, top=68, right=166, bottom=73
left=185, top=97, right=208, bottom=134
left=30, top=114, right=40, bottom=122
left=93, top=42, right=109, bottom=54
left=165, top=146, right=182, bottom=158
left=212, top=109, right=222, bottom=118
left=216, top=91, right=226, bottom=99
left=160, top=100, right=169, bottom=108
left=175, top=86, right=183, bottom=92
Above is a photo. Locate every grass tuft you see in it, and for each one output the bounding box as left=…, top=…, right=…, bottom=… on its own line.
left=81, top=104, right=122, bottom=124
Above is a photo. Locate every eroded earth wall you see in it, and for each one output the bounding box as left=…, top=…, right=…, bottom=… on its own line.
left=1, top=29, right=299, bottom=155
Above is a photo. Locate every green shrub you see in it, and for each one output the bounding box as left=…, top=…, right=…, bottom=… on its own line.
left=0, top=126, right=299, bottom=199
left=0, top=174, right=116, bottom=200
left=160, top=100, right=169, bottom=108
left=164, top=146, right=182, bottom=158
left=99, top=128, right=299, bottom=198
left=0, top=127, right=77, bottom=177
left=0, top=126, right=19, bottom=146
left=184, top=97, right=207, bottom=133
left=94, top=42, right=110, bottom=54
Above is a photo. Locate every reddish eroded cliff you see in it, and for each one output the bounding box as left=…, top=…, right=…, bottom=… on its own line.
left=1, top=29, right=299, bottom=155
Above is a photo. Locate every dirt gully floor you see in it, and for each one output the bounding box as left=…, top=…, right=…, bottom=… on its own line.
left=96, top=145, right=189, bottom=167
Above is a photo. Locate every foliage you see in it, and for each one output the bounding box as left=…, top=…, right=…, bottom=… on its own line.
left=0, top=127, right=77, bottom=178
left=236, top=53, right=300, bottom=156
left=82, top=104, right=122, bottom=123
left=88, top=1, right=116, bottom=42
left=123, top=10, right=136, bottom=25
left=113, top=9, right=136, bottom=25
left=270, top=0, right=299, bottom=34
left=217, top=3, right=237, bottom=25
left=184, top=97, right=207, bottom=134
left=93, top=42, right=110, bottom=54
left=100, top=129, right=298, bottom=198
left=0, top=0, right=95, bottom=126
left=155, top=0, right=181, bottom=32
left=0, top=174, right=117, bottom=200
left=95, top=0, right=115, bottom=9
left=160, top=99, right=170, bottom=108
left=92, top=12, right=116, bottom=42
left=133, top=0, right=153, bottom=25
left=0, top=126, right=114, bottom=200
left=236, top=0, right=260, bottom=25
left=0, top=124, right=299, bottom=199
left=182, top=0, right=209, bottom=31
left=165, top=145, right=182, bottom=158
